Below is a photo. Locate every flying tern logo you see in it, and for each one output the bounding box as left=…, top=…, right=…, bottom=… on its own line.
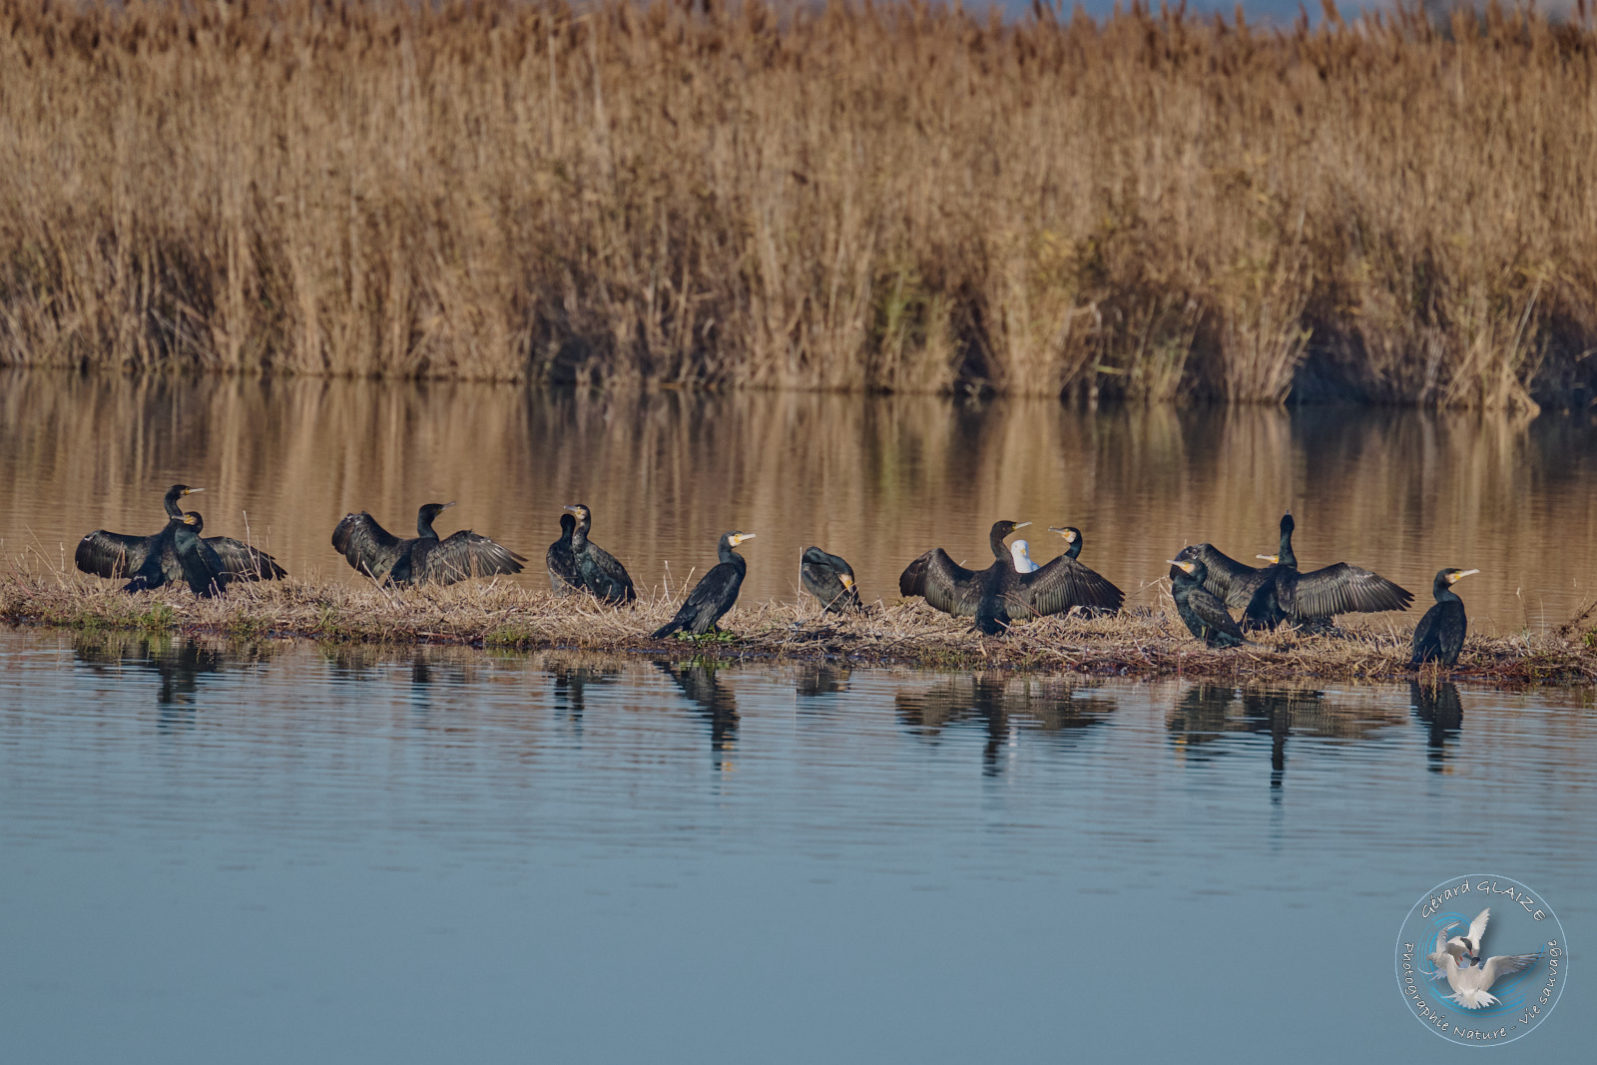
left=1394, top=874, right=1567, bottom=1045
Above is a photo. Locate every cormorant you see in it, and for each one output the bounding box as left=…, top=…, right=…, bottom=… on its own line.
left=1037, top=526, right=1123, bottom=618
left=565, top=504, right=636, bottom=604
left=651, top=531, right=755, bottom=637
left=547, top=512, right=583, bottom=595
left=899, top=520, right=1123, bottom=635
left=332, top=502, right=526, bottom=586
left=1168, top=557, right=1247, bottom=648
left=1411, top=568, right=1478, bottom=666
left=1239, top=514, right=1412, bottom=630
left=77, top=484, right=286, bottom=587
left=125, top=512, right=228, bottom=597
left=800, top=546, right=861, bottom=612
left=1173, top=514, right=1295, bottom=611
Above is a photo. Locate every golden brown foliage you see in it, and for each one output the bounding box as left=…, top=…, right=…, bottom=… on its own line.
left=2, top=1, right=1597, bottom=406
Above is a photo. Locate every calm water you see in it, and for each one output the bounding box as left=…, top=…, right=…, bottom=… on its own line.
left=5, top=371, right=1597, bottom=633
left=1, top=628, right=1592, bottom=1062
left=3, top=373, right=1597, bottom=1060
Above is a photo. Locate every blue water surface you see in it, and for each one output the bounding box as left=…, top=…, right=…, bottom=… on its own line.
left=1, top=630, right=1591, bottom=1063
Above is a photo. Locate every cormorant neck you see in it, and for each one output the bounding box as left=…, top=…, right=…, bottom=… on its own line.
left=1066, top=539, right=1082, bottom=560
left=718, top=536, right=742, bottom=564
left=1434, top=574, right=1461, bottom=602
left=989, top=526, right=1010, bottom=561
left=1277, top=525, right=1297, bottom=569
left=417, top=511, right=440, bottom=539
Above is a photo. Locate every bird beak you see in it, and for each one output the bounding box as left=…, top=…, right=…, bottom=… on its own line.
left=183, top=514, right=199, bottom=526
left=563, top=505, right=580, bottom=514
left=185, top=487, right=205, bottom=495
left=441, top=501, right=457, bottom=510
left=1014, top=522, right=1031, bottom=530
left=1167, top=560, right=1194, bottom=573
left=1256, top=554, right=1279, bottom=563
left=841, top=575, right=855, bottom=589
left=1452, top=569, right=1480, bottom=582
left=736, top=533, right=756, bottom=545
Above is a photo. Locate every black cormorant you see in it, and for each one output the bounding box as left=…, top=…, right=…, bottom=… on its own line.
left=332, top=502, right=526, bottom=586
left=547, top=513, right=583, bottom=594
left=651, top=531, right=755, bottom=637
left=125, top=511, right=228, bottom=597
left=77, top=484, right=286, bottom=587
left=1169, top=557, right=1247, bottom=647
left=565, top=504, right=636, bottom=604
left=1411, top=568, right=1478, bottom=666
left=800, top=547, right=861, bottom=612
left=1036, top=526, right=1123, bottom=618
left=1174, top=514, right=1295, bottom=611
left=1239, top=514, right=1412, bottom=630
left=899, top=520, right=1123, bottom=635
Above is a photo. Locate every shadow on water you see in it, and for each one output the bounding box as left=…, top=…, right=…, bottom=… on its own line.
left=1410, top=680, right=1464, bottom=773
left=655, top=659, right=739, bottom=767
left=1167, top=684, right=1411, bottom=795
left=895, top=673, right=1112, bottom=776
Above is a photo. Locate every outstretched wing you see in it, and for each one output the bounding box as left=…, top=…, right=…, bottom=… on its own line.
left=205, top=536, right=288, bottom=581
left=1479, top=952, right=1539, bottom=985
left=1177, top=544, right=1270, bottom=609
left=1286, top=563, right=1413, bottom=618
left=75, top=529, right=160, bottom=579
left=418, top=530, right=527, bottom=583
left=1016, top=555, right=1124, bottom=616
left=1466, top=909, right=1491, bottom=951
left=900, top=549, right=982, bottom=617
left=332, top=512, right=402, bottom=578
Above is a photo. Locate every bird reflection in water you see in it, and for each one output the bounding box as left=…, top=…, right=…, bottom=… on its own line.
left=896, top=673, right=1110, bottom=776
left=1169, top=685, right=1320, bottom=792
left=655, top=659, right=739, bottom=768
left=72, top=632, right=249, bottom=729
left=795, top=662, right=851, bottom=698
left=1167, top=685, right=1404, bottom=795
left=546, top=657, right=624, bottom=735
left=1410, top=680, right=1463, bottom=773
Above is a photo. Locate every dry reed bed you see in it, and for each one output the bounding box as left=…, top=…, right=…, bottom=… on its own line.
left=3, top=570, right=1594, bottom=685
left=2, top=1, right=1597, bottom=406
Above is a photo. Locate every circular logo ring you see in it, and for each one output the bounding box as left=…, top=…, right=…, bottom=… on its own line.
left=1394, top=874, right=1567, bottom=1046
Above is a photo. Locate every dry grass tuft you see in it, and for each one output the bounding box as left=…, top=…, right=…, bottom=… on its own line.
left=4, top=563, right=1594, bottom=685
left=2, top=2, right=1597, bottom=406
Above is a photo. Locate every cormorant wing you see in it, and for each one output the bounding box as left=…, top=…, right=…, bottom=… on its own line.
left=1285, top=563, right=1413, bottom=618
left=332, top=512, right=402, bottom=578
left=1180, top=544, right=1270, bottom=609
left=205, top=536, right=288, bottom=580
left=1016, top=555, right=1124, bottom=616
left=900, top=549, right=983, bottom=616
left=1186, top=586, right=1244, bottom=639
left=418, top=530, right=527, bottom=583
left=75, top=529, right=158, bottom=579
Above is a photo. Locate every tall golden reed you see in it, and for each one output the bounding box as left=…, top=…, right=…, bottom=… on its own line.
left=1, top=0, right=1595, bottom=407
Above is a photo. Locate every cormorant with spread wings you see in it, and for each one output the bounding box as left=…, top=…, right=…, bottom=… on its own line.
left=332, top=502, right=525, bottom=586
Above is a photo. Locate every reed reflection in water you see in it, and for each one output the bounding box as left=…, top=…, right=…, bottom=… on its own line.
left=4, top=371, right=1597, bottom=635
left=2, top=629, right=1594, bottom=1062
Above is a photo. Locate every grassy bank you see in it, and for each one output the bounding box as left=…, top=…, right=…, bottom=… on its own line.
left=4, top=569, right=1595, bottom=684
left=1, top=2, right=1596, bottom=407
